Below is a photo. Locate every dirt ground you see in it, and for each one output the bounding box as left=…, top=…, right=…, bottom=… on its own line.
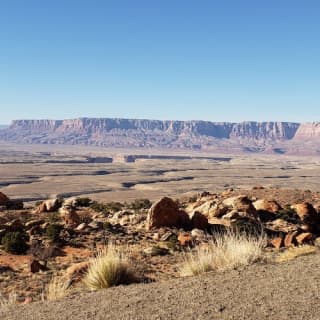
left=1, top=252, right=320, bottom=320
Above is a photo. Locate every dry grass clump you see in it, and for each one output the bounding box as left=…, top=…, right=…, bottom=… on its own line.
left=0, top=292, right=17, bottom=308
left=44, top=275, right=70, bottom=301
left=83, top=244, right=136, bottom=291
left=180, top=232, right=265, bottom=276
left=276, top=245, right=317, bottom=263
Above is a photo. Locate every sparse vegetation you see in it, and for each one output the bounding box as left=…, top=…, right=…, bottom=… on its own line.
left=44, top=276, right=70, bottom=301
left=180, top=232, right=265, bottom=276
left=275, top=205, right=300, bottom=224
left=1, top=231, right=29, bottom=254
left=90, top=201, right=124, bottom=214
left=128, top=199, right=152, bottom=210
left=276, top=245, right=317, bottom=263
left=76, top=197, right=92, bottom=207
left=45, top=224, right=63, bottom=242
left=83, top=244, right=136, bottom=290
left=0, top=292, right=17, bottom=308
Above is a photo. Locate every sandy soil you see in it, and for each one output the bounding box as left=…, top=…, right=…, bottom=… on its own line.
left=1, top=252, right=320, bottom=320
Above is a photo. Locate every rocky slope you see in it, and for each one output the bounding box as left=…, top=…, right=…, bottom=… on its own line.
left=0, top=118, right=319, bottom=154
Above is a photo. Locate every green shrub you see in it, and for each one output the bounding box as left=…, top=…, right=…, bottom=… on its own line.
left=90, top=201, right=124, bottom=214
left=45, top=224, right=63, bottom=242
left=275, top=205, right=300, bottom=224
left=76, top=197, right=92, bottom=207
left=2, top=231, right=29, bottom=254
left=128, top=199, right=152, bottom=210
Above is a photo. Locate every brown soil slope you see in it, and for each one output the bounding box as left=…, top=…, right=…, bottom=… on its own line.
left=2, top=253, right=320, bottom=320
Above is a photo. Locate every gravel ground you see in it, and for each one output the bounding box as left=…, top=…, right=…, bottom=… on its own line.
left=2, top=253, right=320, bottom=320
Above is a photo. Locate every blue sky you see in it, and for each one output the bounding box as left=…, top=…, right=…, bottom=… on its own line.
left=0, top=0, right=319, bottom=123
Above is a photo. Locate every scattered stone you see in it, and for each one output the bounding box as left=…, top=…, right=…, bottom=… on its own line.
left=160, top=231, right=175, bottom=242
left=284, top=232, right=298, bottom=247
left=143, top=246, right=169, bottom=256
left=87, top=221, right=103, bottom=230
left=29, top=259, right=45, bottom=273
left=265, top=219, right=299, bottom=234
left=271, top=237, right=283, bottom=249
left=178, top=232, right=192, bottom=246
left=296, top=232, right=313, bottom=245
left=191, top=228, right=206, bottom=240
left=75, top=223, right=87, bottom=231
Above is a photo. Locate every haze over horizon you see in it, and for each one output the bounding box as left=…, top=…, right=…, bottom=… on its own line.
left=1, top=0, right=320, bottom=123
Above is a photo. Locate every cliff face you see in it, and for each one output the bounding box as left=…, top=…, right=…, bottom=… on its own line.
left=0, top=118, right=319, bottom=154
left=294, top=122, right=320, bottom=139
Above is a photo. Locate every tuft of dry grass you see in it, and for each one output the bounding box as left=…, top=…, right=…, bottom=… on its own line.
left=180, top=232, right=265, bottom=277
left=0, top=292, right=17, bottom=308
left=276, top=245, right=317, bottom=263
left=44, top=275, right=70, bottom=301
left=83, top=244, right=136, bottom=291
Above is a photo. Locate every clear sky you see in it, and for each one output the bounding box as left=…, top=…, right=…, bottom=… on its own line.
left=0, top=0, right=319, bottom=123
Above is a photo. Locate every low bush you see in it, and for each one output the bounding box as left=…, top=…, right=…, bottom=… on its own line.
left=1, top=231, right=29, bottom=254
left=76, top=197, right=92, bottom=207
left=44, top=276, right=70, bottom=301
left=45, top=224, right=63, bottom=242
left=83, top=244, right=136, bottom=290
left=128, top=199, right=152, bottom=210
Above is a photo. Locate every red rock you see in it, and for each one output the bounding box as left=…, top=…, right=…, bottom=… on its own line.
left=291, top=202, right=318, bottom=226
left=271, top=237, right=283, bottom=249
left=178, top=232, right=192, bottom=246
left=223, top=195, right=257, bottom=216
left=0, top=192, right=9, bottom=205
left=190, top=211, right=208, bottom=230
left=284, top=232, right=298, bottom=247
left=30, top=259, right=45, bottom=273
left=146, top=197, right=190, bottom=230
left=253, top=199, right=282, bottom=213
left=295, top=232, right=313, bottom=245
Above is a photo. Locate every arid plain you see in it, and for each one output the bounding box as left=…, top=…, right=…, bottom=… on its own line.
left=1, top=142, right=319, bottom=204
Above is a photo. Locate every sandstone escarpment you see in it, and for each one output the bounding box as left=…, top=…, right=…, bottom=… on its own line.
left=0, top=118, right=319, bottom=154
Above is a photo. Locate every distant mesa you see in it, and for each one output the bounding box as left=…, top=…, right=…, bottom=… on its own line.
left=0, top=118, right=319, bottom=155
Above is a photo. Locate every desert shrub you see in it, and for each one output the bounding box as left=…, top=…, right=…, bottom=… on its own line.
left=2, top=231, right=29, bottom=254
left=76, top=197, right=92, bottom=207
left=47, top=212, right=62, bottom=224
left=90, top=201, right=124, bottom=214
left=128, top=199, right=152, bottom=210
left=0, top=292, right=17, bottom=308
left=83, top=244, right=136, bottom=290
left=44, top=275, right=70, bottom=301
left=45, top=224, right=63, bottom=242
left=180, top=232, right=265, bottom=276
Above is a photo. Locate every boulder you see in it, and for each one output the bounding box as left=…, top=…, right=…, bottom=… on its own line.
left=291, top=203, right=319, bottom=227
left=191, top=228, right=206, bottom=240
left=189, top=211, right=208, bottom=230
left=0, top=192, right=9, bottom=205
left=146, top=197, right=190, bottom=230
left=191, top=200, right=228, bottom=218
left=253, top=199, right=282, bottom=213
left=36, top=198, right=61, bottom=213
left=59, top=206, right=80, bottom=227
left=223, top=195, right=256, bottom=216
left=29, top=259, right=46, bottom=273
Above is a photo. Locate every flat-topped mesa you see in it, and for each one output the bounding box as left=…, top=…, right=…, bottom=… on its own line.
left=11, top=119, right=63, bottom=132
left=230, top=122, right=300, bottom=140
left=294, top=122, right=320, bottom=140
left=1, top=118, right=319, bottom=153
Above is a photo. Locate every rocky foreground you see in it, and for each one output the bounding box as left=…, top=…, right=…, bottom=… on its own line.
left=0, top=187, right=320, bottom=305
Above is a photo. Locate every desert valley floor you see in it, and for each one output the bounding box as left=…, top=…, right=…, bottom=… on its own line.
left=0, top=142, right=320, bottom=204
